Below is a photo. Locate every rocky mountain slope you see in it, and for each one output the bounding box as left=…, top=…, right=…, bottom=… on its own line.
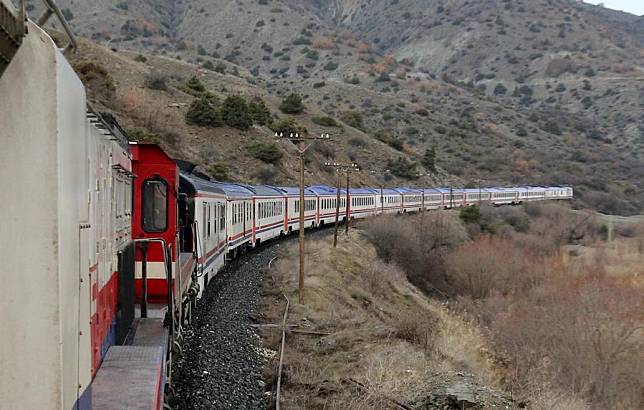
left=26, top=0, right=644, bottom=214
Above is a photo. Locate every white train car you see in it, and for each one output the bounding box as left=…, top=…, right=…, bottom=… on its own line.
left=546, top=186, right=574, bottom=200
left=280, top=186, right=319, bottom=231
left=424, top=188, right=444, bottom=210
left=251, top=185, right=287, bottom=244
left=309, top=185, right=347, bottom=226
left=438, top=188, right=467, bottom=208
left=379, top=188, right=403, bottom=213
left=179, top=173, right=228, bottom=286
left=464, top=188, right=492, bottom=206
left=349, top=188, right=379, bottom=219
left=0, top=15, right=135, bottom=408
left=396, top=187, right=424, bottom=213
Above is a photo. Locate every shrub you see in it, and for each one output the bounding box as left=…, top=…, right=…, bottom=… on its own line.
left=541, top=120, right=562, bottom=135
left=62, top=8, right=73, bottom=21
left=214, top=62, right=226, bottom=74
left=348, top=137, right=367, bottom=147
left=126, top=128, right=159, bottom=144
left=374, top=131, right=404, bottom=151
left=248, top=98, right=272, bottom=126
left=387, top=157, right=418, bottom=179
left=270, top=118, right=306, bottom=137
left=364, top=213, right=467, bottom=293
left=116, top=1, right=128, bottom=10
left=323, top=61, right=339, bottom=71
left=202, top=61, right=215, bottom=70
left=375, top=72, right=391, bottom=82
left=459, top=205, right=481, bottom=225
left=446, top=235, right=544, bottom=298
left=185, top=75, right=206, bottom=93
left=221, top=95, right=253, bottom=130
left=253, top=165, right=277, bottom=184
left=144, top=72, right=168, bottom=90
left=246, top=142, right=283, bottom=163
left=339, top=111, right=364, bottom=130
left=311, top=116, right=338, bottom=127
left=185, top=97, right=222, bottom=127
left=73, top=61, right=115, bottom=96
left=279, top=93, right=305, bottom=114
left=208, top=161, right=229, bottom=181
left=493, top=83, right=507, bottom=96
left=134, top=54, right=147, bottom=63
left=486, top=275, right=643, bottom=408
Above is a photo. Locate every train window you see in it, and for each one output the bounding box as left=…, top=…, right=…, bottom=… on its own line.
left=142, top=179, right=168, bottom=233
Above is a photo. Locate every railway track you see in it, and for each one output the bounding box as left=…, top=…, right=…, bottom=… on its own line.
left=170, top=228, right=332, bottom=409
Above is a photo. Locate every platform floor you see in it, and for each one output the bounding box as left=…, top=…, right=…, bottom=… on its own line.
left=92, top=318, right=167, bottom=410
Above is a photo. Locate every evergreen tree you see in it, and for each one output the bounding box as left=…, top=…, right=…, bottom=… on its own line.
left=279, top=93, right=305, bottom=114
left=422, top=147, right=437, bottom=172
left=221, top=95, right=253, bottom=130
left=248, top=98, right=272, bottom=126
left=186, top=97, right=222, bottom=127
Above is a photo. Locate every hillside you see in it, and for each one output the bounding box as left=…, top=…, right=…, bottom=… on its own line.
left=27, top=0, right=644, bottom=214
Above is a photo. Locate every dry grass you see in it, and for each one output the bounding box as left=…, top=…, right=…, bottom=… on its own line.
left=260, top=232, right=503, bottom=409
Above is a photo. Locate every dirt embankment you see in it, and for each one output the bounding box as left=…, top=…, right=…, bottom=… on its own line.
left=257, top=231, right=516, bottom=409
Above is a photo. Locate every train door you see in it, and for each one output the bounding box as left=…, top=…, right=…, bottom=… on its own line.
left=178, top=193, right=193, bottom=253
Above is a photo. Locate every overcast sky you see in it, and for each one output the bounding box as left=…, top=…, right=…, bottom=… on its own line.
left=584, top=0, right=644, bottom=16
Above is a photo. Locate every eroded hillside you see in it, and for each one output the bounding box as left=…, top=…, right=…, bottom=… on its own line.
left=28, top=0, right=644, bottom=213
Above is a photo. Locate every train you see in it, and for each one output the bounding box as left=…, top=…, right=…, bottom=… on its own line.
left=0, top=3, right=573, bottom=410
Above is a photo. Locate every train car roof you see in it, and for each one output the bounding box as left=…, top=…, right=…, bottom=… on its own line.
left=393, top=187, right=423, bottom=194
left=349, top=188, right=379, bottom=195
left=380, top=188, right=401, bottom=195
left=180, top=173, right=254, bottom=199
left=422, top=188, right=443, bottom=194
left=243, top=184, right=285, bottom=197
left=276, top=186, right=317, bottom=196
left=308, top=185, right=346, bottom=195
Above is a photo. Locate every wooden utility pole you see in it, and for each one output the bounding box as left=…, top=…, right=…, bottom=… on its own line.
left=345, top=170, right=351, bottom=235
left=325, top=162, right=358, bottom=244
left=276, top=132, right=330, bottom=304
left=334, top=168, right=341, bottom=247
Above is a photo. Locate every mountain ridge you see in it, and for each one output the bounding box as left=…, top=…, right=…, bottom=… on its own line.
left=26, top=0, right=644, bottom=214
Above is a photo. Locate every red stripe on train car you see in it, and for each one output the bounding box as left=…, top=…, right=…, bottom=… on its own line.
left=91, top=271, right=119, bottom=375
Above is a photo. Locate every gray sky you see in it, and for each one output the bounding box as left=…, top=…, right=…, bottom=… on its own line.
left=584, top=0, right=644, bottom=16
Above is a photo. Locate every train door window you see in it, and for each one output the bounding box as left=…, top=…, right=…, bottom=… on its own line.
left=212, top=203, right=219, bottom=235
left=220, top=203, right=225, bottom=231
left=142, top=179, right=168, bottom=232
left=202, top=203, right=207, bottom=238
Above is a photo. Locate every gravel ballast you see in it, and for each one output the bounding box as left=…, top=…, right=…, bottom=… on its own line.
left=170, top=242, right=285, bottom=409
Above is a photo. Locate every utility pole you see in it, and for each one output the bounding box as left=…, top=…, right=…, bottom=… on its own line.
left=344, top=164, right=359, bottom=235
left=276, top=132, right=330, bottom=304
left=325, top=162, right=358, bottom=246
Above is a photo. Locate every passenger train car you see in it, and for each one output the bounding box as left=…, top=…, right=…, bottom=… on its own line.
left=0, top=2, right=573, bottom=409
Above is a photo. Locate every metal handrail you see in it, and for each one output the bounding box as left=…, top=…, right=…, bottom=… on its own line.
left=133, top=238, right=172, bottom=319
left=37, top=0, right=76, bottom=53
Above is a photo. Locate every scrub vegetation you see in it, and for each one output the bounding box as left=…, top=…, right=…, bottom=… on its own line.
left=363, top=204, right=644, bottom=408
left=261, top=204, right=643, bottom=409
